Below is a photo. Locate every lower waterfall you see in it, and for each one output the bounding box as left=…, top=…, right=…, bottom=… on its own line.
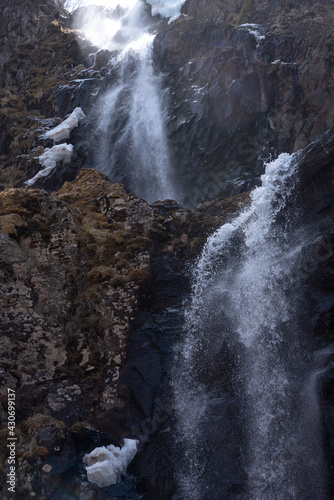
left=173, top=152, right=329, bottom=499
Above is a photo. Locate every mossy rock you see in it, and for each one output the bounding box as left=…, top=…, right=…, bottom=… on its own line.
left=0, top=188, right=43, bottom=216
left=127, top=269, right=150, bottom=285
left=87, top=266, right=116, bottom=284
left=22, top=413, right=65, bottom=438
left=0, top=213, right=28, bottom=236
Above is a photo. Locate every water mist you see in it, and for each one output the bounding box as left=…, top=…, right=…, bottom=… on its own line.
left=73, top=0, right=177, bottom=203
left=174, top=153, right=329, bottom=499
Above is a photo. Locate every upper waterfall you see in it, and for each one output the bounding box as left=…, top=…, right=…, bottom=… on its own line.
left=65, top=0, right=186, bottom=23
left=67, top=0, right=181, bottom=203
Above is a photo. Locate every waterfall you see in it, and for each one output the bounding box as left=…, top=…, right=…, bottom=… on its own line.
left=72, top=0, right=177, bottom=203
left=174, top=153, right=329, bottom=499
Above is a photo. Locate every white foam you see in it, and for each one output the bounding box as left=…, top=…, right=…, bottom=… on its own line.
left=83, top=439, right=138, bottom=488
left=43, top=107, right=86, bottom=143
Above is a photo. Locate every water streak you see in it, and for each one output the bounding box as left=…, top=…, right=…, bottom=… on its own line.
left=74, top=1, right=176, bottom=203
left=174, top=153, right=329, bottom=499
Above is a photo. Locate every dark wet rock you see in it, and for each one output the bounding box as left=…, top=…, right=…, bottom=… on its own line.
left=0, top=166, right=251, bottom=498
left=1, top=0, right=334, bottom=207
left=0, top=0, right=107, bottom=191
left=155, top=0, right=334, bottom=205
left=298, top=126, right=334, bottom=215
left=0, top=0, right=334, bottom=498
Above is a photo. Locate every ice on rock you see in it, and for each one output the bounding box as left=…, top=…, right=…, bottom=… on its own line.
left=83, top=438, right=139, bottom=488
left=25, top=144, right=73, bottom=187
left=43, top=107, right=86, bottom=143
left=238, top=23, right=265, bottom=46
left=146, top=0, right=186, bottom=23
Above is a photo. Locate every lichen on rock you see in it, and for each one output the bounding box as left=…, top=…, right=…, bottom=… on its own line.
left=0, top=164, right=251, bottom=497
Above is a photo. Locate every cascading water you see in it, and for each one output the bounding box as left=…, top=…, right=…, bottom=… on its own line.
left=97, top=31, right=174, bottom=203
left=72, top=0, right=178, bottom=203
left=174, top=153, right=330, bottom=499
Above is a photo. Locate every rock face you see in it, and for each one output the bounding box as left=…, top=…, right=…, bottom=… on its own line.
left=0, top=128, right=333, bottom=498
left=155, top=0, right=334, bottom=204
left=0, top=166, right=249, bottom=498
left=0, top=0, right=66, bottom=71
left=1, top=0, right=334, bottom=207
left=0, top=0, right=334, bottom=498
left=0, top=0, right=106, bottom=191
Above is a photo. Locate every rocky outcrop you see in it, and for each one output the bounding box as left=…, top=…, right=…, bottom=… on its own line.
left=155, top=0, right=334, bottom=204
left=0, top=167, right=249, bottom=498
left=0, top=0, right=334, bottom=498
left=0, top=0, right=108, bottom=192
left=0, top=0, right=67, bottom=71
left=1, top=0, right=333, bottom=208
left=0, top=123, right=333, bottom=498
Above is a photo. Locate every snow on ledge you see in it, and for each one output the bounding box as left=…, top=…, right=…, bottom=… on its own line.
left=83, top=439, right=139, bottom=488
left=43, top=107, right=86, bottom=143
left=238, top=23, right=265, bottom=47
left=146, top=0, right=186, bottom=24
left=25, top=144, right=73, bottom=187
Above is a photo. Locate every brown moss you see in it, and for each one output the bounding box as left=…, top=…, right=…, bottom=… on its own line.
left=87, top=266, right=116, bottom=284
left=127, top=269, right=150, bottom=285
left=0, top=188, right=43, bottom=216
left=0, top=213, right=28, bottom=236
left=109, top=257, right=132, bottom=273
left=0, top=88, right=47, bottom=188
left=71, top=420, right=92, bottom=431
left=22, top=413, right=65, bottom=438
left=56, top=169, right=116, bottom=205
left=231, top=0, right=256, bottom=24
left=111, top=230, right=127, bottom=244
left=76, top=286, right=99, bottom=305
left=110, top=275, right=129, bottom=288
left=126, top=236, right=152, bottom=252
left=35, top=446, right=49, bottom=457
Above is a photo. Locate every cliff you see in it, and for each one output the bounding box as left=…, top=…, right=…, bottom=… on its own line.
left=155, top=0, right=334, bottom=203
left=0, top=132, right=333, bottom=497
left=0, top=0, right=104, bottom=191
left=1, top=0, right=334, bottom=205
left=0, top=0, right=334, bottom=498
left=0, top=167, right=249, bottom=498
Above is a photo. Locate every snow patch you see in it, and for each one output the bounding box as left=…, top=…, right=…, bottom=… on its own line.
left=146, top=0, right=186, bottom=23
left=25, top=144, right=73, bottom=187
left=43, top=107, right=86, bottom=143
left=239, top=23, right=260, bottom=28
left=83, top=439, right=139, bottom=488
left=191, top=83, right=208, bottom=96
left=271, top=60, right=298, bottom=67
left=238, top=23, right=265, bottom=47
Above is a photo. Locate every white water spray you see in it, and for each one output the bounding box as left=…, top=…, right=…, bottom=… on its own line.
left=70, top=0, right=179, bottom=203
left=174, top=153, right=329, bottom=499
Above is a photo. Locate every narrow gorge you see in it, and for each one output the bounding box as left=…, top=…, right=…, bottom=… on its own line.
left=0, top=1, right=334, bottom=499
